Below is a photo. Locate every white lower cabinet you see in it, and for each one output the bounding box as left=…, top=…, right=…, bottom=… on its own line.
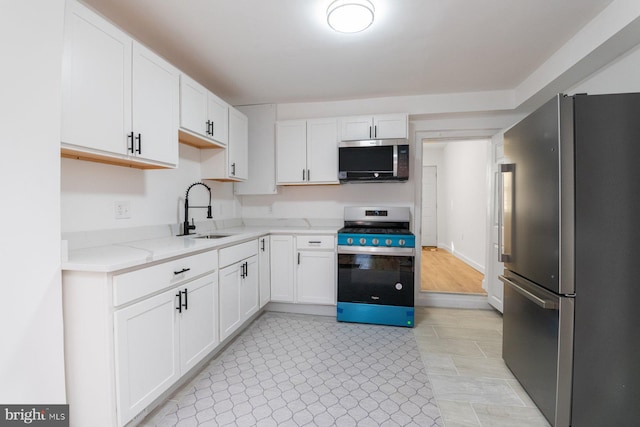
left=270, top=234, right=336, bottom=305
left=270, top=235, right=295, bottom=302
left=219, top=240, right=259, bottom=341
left=258, top=236, right=271, bottom=307
left=62, top=249, right=218, bottom=427
left=296, top=236, right=336, bottom=305
left=114, top=273, right=218, bottom=425
left=297, top=250, right=336, bottom=305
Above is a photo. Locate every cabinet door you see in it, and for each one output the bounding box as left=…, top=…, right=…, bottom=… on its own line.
left=114, top=288, right=180, bottom=426
left=219, top=264, right=241, bottom=341
left=179, top=273, right=218, bottom=373
left=179, top=74, right=209, bottom=139
left=258, top=237, right=271, bottom=307
left=240, top=256, right=259, bottom=319
left=207, top=92, right=229, bottom=146
left=297, top=250, right=336, bottom=305
left=61, top=0, right=131, bottom=155
left=270, top=235, right=295, bottom=302
left=276, top=121, right=307, bottom=184
left=306, top=118, right=339, bottom=184
left=374, top=114, right=408, bottom=139
left=228, top=107, right=249, bottom=180
left=340, top=116, right=373, bottom=141
left=234, top=104, right=278, bottom=195
left=132, top=42, right=178, bottom=166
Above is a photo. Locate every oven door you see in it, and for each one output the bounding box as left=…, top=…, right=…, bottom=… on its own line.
left=337, top=246, right=414, bottom=306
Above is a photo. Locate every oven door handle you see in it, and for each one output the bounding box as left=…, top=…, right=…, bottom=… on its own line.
left=338, top=246, right=415, bottom=256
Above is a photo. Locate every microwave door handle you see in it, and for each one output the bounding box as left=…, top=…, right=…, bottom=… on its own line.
left=499, top=163, right=515, bottom=262
left=393, top=144, right=398, bottom=176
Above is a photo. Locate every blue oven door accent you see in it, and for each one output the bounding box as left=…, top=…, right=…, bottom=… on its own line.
left=337, top=302, right=415, bottom=328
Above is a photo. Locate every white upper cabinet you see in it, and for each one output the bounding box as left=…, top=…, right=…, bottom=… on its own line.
left=61, top=0, right=178, bottom=169
left=234, top=104, right=278, bottom=195
left=200, top=106, right=248, bottom=182
left=179, top=74, right=228, bottom=147
left=228, top=107, right=249, bottom=180
left=131, top=42, right=179, bottom=165
left=340, top=113, right=408, bottom=140
left=276, top=118, right=339, bottom=185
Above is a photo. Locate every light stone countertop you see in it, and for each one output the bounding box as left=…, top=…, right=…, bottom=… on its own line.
left=62, top=225, right=339, bottom=273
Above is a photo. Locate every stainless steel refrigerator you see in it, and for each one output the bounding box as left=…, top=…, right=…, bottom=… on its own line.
left=499, top=93, right=640, bottom=427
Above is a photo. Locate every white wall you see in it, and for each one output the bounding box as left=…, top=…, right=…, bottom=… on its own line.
left=434, top=140, right=488, bottom=272
left=61, top=144, right=240, bottom=233
left=569, top=42, right=640, bottom=94
left=0, top=1, right=67, bottom=403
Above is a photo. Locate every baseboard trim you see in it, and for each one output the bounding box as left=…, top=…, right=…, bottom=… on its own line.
left=265, top=302, right=336, bottom=317
left=416, top=291, right=493, bottom=310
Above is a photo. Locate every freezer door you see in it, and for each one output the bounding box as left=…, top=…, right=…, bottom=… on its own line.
left=501, top=271, right=573, bottom=427
left=502, top=95, right=574, bottom=294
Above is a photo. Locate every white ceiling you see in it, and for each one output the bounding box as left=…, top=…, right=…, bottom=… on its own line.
left=81, top=0, right=615, bottom=106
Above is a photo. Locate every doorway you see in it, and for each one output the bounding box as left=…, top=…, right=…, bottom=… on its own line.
left=420, top=139, right=488, bottom=295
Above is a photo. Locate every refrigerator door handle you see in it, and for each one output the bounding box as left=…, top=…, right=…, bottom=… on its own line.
left=499, top=163, right=515, bottom=262
left=499, top=275, right=558, bottom=309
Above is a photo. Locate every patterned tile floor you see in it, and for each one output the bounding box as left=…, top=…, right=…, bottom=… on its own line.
left=143, top=307, right=551, bottom=427
left=143, top=312, right=442, bottom=426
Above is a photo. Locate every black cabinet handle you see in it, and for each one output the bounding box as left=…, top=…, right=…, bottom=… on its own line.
left=302, top=169, right=305, bottom=181
left=176, top=291, right=182, bottom=313
left=135, top=133, right=142, bottom=154
left=369, top=126, right=372, bottom=139
left=231, top=163, right=236, bottom=176
left=182, top=289, right=188, bottom=311
left=206, top=120, right=212, bottom=136
left=297, top=253, right=301, bottom=265
left=307, top=169, right=310, bottom=181
left=174, top=268, right=191, bottom=275
left=374, top=125, right=377, bottom=138
left=261, top=238, right=265, bottom=252
left=127, top=131, right=135, bottom=153
left=211, top=121, right=215, bottom=136
left=244, top=261, right=248, bottom=278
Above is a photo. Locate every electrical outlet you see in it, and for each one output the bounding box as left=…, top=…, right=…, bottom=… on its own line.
left=114, top=201, right=131, bottom=219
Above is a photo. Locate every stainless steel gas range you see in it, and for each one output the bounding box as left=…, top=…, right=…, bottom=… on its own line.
left=336, top=206, right=415, bottom=327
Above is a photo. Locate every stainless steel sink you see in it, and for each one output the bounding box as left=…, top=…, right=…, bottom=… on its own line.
left=192, top=234, right=232, bottom=239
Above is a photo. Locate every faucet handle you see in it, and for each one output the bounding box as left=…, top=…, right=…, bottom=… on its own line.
left=188, top=218, right=196, bottom=231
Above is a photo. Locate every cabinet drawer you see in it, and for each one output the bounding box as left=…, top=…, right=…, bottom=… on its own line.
left=113, top=250, right=218, bottom=306
left=219, top=240, right=258, bottom=267
left=296, top=235, right=335, bottom=250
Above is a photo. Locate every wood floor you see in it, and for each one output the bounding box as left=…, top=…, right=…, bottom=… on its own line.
left=421, top=247, right=487, bottom=294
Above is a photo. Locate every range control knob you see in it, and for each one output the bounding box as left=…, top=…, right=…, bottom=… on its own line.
left=346, top=237, right=353, bottom=245
left=359, top=237, right=366, bottom=245
left=372, top=238, right=379, bottom=246
left=385, top=239, right=392, bottom=246
left=399, top=239, right=406, bottom=247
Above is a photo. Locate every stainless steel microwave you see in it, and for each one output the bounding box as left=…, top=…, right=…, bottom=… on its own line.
left=338, top=139, right=409, bottom=183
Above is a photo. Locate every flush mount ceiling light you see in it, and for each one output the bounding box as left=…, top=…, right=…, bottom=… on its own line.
left=327, top=0, right=375, bottom=33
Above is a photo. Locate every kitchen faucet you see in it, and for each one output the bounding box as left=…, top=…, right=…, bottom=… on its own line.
left=181, top=182, right=213, bottom=235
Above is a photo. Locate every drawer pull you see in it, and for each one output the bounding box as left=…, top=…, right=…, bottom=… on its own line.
left=308, top=241, right=321, bottom=244
left=174, top=268, right=191, bottom=275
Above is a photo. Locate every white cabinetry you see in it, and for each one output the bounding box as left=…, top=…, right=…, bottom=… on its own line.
left=219, top=240, right=259, bottom=341
left=296, top=236, right=336, bottom=305
left=270, top=234, right=336, bottom=305
left=258, top=236, right=271, bottom=307
left=201, top=106, right=248, bottom=182
left=63, top=249, right=218, bottom=427
left=276, top=118, right=339, bottom=185
left=61, top=0, right=178, bottom=169
left=270, top=235, right=295, bottom=302
left=341, top=113, right=408, bottom=140
left=235, top=104, right=278, bottom=195
left=114, top=272, right=217, bottom=425
left=178, top=74, right=228, bottom=147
